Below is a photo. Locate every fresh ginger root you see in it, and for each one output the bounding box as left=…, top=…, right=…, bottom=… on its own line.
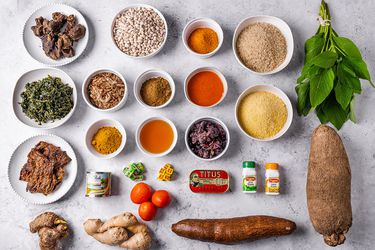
left=29, top=212, right=68, bottom=250
left=120, top=231, right=152, bottom=250
left=84, top=219, right=128, bottom=246
left=84, top=212, right=152, bottom=250
left=98, top=212, right=138, bottom=233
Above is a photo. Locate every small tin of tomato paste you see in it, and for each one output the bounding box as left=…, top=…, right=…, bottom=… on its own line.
left=85, top=171, right=111, bottom=197
left=189, top=170, right=230, bottom=193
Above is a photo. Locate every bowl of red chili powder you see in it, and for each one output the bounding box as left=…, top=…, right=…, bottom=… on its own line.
left=184, top=67, right=227, bottom=108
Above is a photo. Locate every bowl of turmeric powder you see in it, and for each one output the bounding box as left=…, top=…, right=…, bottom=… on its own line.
left=182, top=18, right=223, bottom=58
left=85, top=119, right=127, bottom=159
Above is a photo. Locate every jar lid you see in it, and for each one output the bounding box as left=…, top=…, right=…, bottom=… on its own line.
left=243, top=161, right=255, bottom=168
left=265, top=163, right=279, bottom=170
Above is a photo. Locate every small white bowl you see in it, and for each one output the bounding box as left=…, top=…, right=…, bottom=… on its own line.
left=82, top=68, right=128, bottom=112
left=184, top=67, right=228, bottom=108
left=233, top=15, right=294, bottom=75
left=136, top=116, right=178, bottom=157
left=185, top=116, right=230, bottom=161
left=85, top=119, right=127, bottom=159
left=182, top=18, right=223, bottom=58
left=235, top=84, right=293, bottom=141
left=134, top=69, right=175, bottom=109
left=111, top=4, right=168, bottom=59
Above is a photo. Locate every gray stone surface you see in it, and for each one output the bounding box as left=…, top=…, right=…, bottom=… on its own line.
left=0, top=0, right=374, bottom=249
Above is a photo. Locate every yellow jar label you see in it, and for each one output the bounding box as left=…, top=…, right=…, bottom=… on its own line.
left=265, top=177, right=280, bottom=193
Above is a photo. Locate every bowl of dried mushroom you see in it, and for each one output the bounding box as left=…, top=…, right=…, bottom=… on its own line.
left=23, top=4, right=89, bottom=67
left=111, top=4, right=168, bottom=58
left=82, top=68, right=128, bottom=112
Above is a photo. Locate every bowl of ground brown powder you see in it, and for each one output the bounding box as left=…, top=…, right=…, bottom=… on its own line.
left=134, top=69, right=175, bottom=109
left=233, top=15, right=294, bottom=75
left=235, top=84, right=293, bottom=141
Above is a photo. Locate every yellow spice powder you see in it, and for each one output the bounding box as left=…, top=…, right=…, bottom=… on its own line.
left=91, top=127, right=122, bottom=154
left=238, top=91, right=287, bottom=139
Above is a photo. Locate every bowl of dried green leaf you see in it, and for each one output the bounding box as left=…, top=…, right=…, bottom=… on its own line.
left=13, top=68, right=77, bottom=129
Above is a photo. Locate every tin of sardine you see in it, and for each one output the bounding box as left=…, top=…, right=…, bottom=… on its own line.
left=189, top=169, right=229, bottom=193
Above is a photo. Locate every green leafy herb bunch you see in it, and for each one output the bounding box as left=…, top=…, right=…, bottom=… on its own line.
left=296, top=0, right=373, bottom=129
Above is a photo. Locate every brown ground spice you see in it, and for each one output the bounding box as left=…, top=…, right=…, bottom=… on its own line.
left=140, top=77, right=172, bottom=106
left=236, top=22, right=287, bottom=73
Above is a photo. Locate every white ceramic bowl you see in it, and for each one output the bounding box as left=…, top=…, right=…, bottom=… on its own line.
left=111, top=4, right=168, bottom=59
left=136, top=116, right=178, bottom=157
left=82, top=68, right=128, bottom=112
left=23, top=4, right=89, bottom=67
left=233, top=15, right=294, bottom=75
left=235, top=84, right=293, bottom=141
left=184, top=67, right=228, bottom=108
left=185, top=116, right=230, bottom=161
left=85, top=119, right=127, bottom=159
left=182, top=18, right=224, bottom=58
left=12, top=68, right=77, bottom=129
left=134, top=69, right=175, bottom=109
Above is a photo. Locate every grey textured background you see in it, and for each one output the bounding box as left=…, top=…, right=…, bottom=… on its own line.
left=0, top=0, right=374, bottom=249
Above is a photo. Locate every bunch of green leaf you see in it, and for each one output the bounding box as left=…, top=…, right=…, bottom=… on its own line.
left=20, top=75, right=74, bottom=125
left=296, top=0, right=373, bottom=130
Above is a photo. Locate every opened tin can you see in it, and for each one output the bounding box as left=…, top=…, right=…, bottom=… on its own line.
left=189, top=170, right=230, bottom=193
left=86, top=171, right=111, bottom=197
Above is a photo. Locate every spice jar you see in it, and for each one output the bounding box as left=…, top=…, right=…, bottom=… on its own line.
left=265, top=163, right=280, bottom=195
left=242, top=161, right=257, bottom=193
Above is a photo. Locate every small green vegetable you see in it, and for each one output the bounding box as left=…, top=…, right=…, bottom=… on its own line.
left=296, top=0, right=372, bottom=130
left=20, top=75, right=73, bottom=125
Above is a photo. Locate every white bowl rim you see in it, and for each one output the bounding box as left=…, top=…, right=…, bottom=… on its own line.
left=133, top=68, right=175, bottom=109
left=185, top=116, right=230, bottom=161
left=182, top=17, right=224, bottom=57
left=111, top=4, right=168, bottom=59
left=12, top=67, right=77, bottom=129
left=82, top=68, right=128, bottom=112
left=184, top=66, right=228, bottom=108
left=85, top=118, right=127, bottom=159
left=135, top=116, right=178, bottom=157
left=234, top=84, right=293, bottom=141
left=232, top=15, right=294, bottom=75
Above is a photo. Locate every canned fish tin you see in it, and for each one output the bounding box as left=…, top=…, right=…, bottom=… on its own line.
left=86, top=172, right=111, bottom=197
left=189, top=170, right=230, bottom=193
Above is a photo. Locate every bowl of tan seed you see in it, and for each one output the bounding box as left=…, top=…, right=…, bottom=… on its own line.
left=233, top=15, right=294, bottom=75
left=111, top=4, right=168, bottom=59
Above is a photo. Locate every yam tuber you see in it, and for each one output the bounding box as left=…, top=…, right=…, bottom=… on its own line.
left=83, top=212, right=152, bottom=250
left=307, top=125, right=352, bottom=246
left=171, top=215, right=296, bottom=244
left=29, top=212, right=69, bottom=250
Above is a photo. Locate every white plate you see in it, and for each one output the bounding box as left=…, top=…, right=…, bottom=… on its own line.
left=8, top=134, right=78, bottom=204
left=23, top=4, right=89, bottom=66
left=13, top=68, right=77, bottom=129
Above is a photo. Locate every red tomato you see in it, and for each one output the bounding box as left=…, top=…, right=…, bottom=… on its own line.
left=130, top=183, right=152, bottom=204
left=138, top=202, right=157, bottom=221
left=151, top=190, right=171, bottom=208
